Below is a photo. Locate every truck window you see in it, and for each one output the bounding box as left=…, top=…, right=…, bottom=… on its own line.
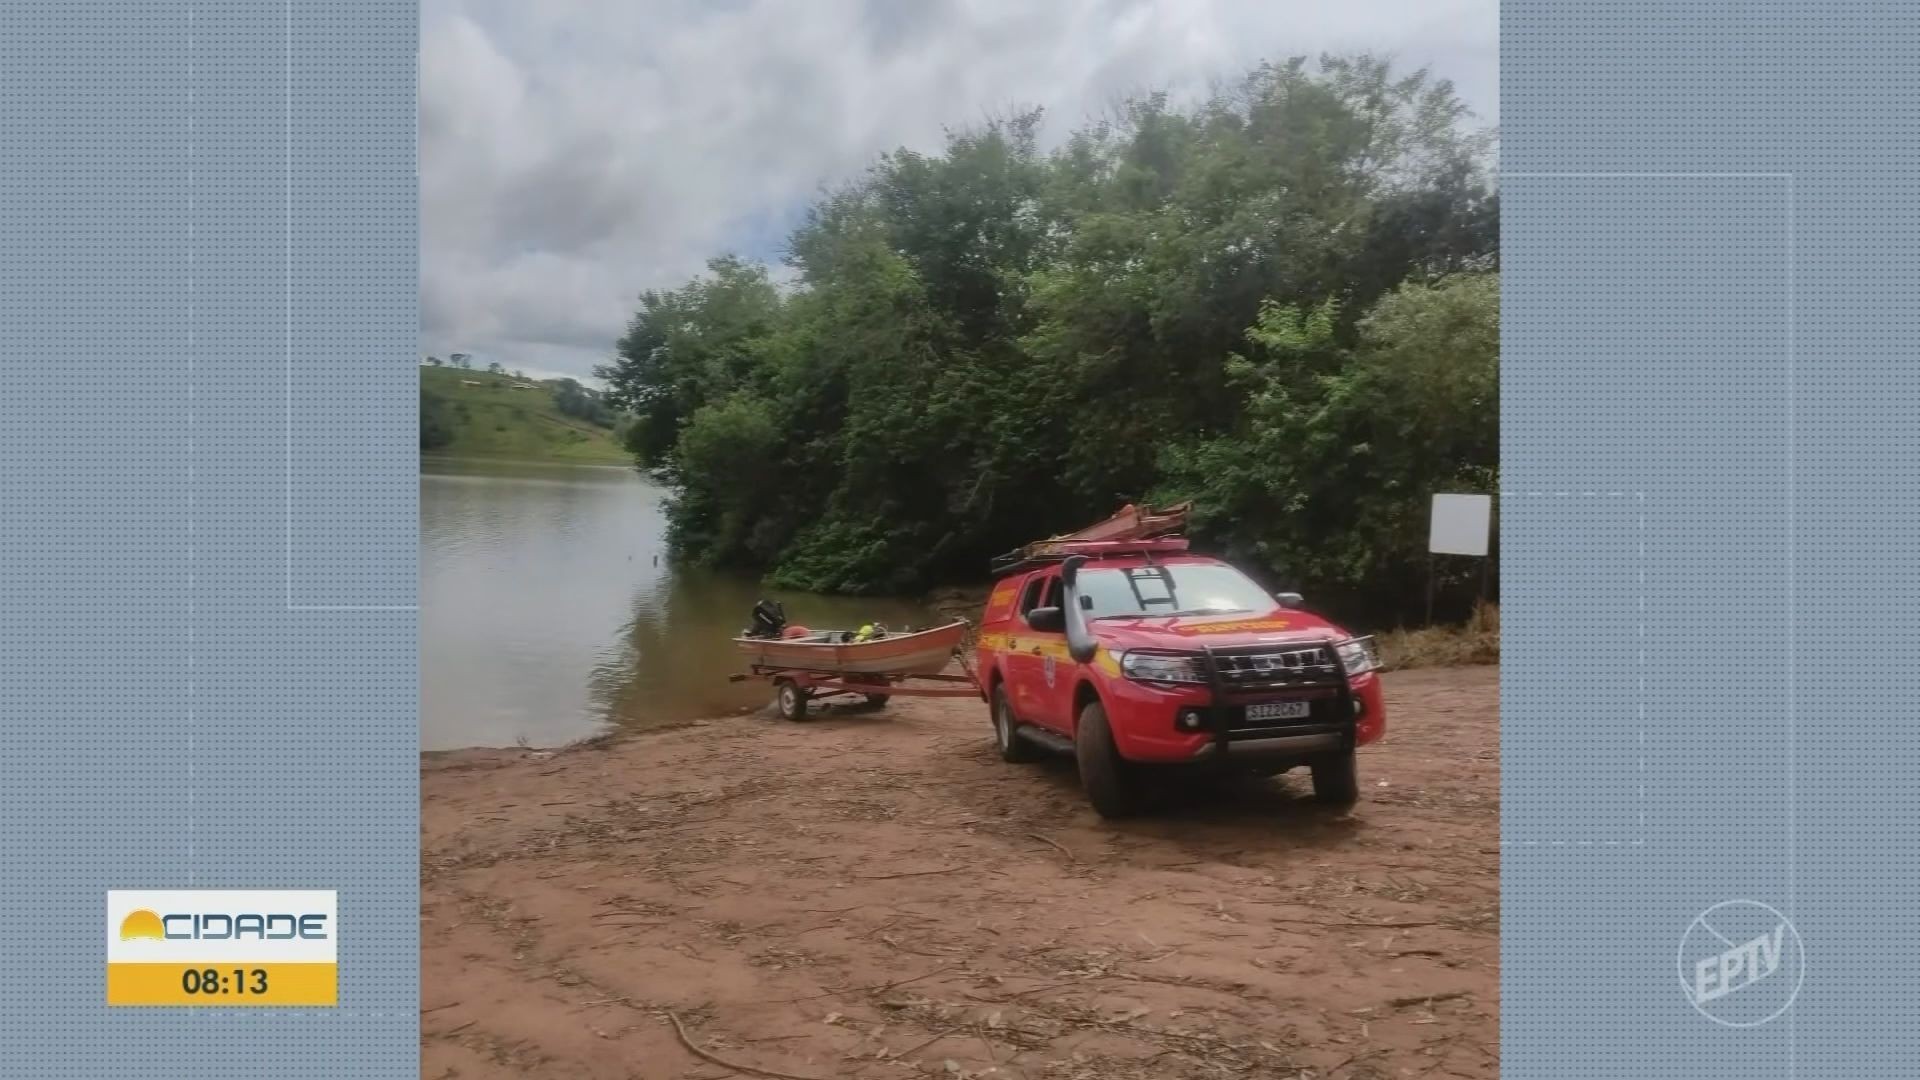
left=1017, top=572, right=1064, bottom=627
left=1016, top=573, right=1048, bottom=616
left=1077, top=563, right=1277, bottom=620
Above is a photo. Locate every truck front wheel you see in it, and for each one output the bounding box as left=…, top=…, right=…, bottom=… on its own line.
left=1075, top=699, right=1144, bottom=819
left=1309, top=749, right=1359, bottom=805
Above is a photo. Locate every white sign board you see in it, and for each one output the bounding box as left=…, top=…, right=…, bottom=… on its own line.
left=1428, top=493, right=1492, bottom=556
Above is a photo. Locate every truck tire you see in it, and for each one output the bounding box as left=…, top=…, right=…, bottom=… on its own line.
left=992, top=685, right=1040, bottom=763
left=1310, top=749, right=1359, bottom=805
left=1075, top=699, right=1143, bottom=819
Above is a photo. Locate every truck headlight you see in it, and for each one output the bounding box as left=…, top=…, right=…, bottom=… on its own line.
left=1334, top=637, right=1379, bottom=676
left=1120, top=650, right=1206, bottom=684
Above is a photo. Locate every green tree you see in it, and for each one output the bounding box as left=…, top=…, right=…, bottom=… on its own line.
left=598, top=256, right=785, bottom=476
left=1157, top=272, right=1498, bottom=620
left=420, top=390, right=457, bottom=451
left=552, top=378, right=617, bottom=428
left=597, top=55, right=1499, bottom=616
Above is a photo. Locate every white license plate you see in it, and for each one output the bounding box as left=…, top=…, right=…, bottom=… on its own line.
left=1246, top=701, right=1312, bottom=722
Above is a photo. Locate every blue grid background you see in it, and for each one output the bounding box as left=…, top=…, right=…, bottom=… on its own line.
left=1506, top=2, right=1920, bottom=1076
left=7, top=0, right=1920, bottom=1076
left=0, top=1, right=417, bottom=1076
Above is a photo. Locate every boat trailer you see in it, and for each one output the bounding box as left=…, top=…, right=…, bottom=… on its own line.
left=729, top=665, right=981, bottom=722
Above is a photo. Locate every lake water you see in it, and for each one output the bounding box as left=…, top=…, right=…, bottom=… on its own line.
left=421, top=458, right=939, bottom=750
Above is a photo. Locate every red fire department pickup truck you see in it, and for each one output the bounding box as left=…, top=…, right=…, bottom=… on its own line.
left=974, top=536, right=1386, bottom=818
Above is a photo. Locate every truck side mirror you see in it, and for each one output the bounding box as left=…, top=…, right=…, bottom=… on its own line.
left=1026, top=606, right=1065, bottom=633
left=1275, top=592, right=1304, bottom=609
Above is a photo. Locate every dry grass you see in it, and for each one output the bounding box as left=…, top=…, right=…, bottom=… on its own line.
left=1375, top=603, right=1500, bottom=671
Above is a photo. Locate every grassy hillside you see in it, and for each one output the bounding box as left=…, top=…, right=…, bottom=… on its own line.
left=419, top=366, right=631, bottom=465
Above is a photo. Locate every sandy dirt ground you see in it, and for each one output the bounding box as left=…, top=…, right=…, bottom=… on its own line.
left=422, top=666, right=1498, bottom=1080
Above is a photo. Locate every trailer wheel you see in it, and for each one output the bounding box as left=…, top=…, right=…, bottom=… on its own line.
left=775, top=680, right=810, bottom=722
left=864, top=694, right=891, bottom=708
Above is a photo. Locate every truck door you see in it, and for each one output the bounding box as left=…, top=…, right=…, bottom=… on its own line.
left=1002, top=571, right=1047, bottom=724
left=1008, top=571, right=1071, bottom=733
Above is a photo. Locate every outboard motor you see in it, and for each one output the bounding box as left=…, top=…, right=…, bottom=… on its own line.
left=746, top=599, right=787, bottom=639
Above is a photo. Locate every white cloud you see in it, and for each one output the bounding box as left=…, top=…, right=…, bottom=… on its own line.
left=422, top=0, right=1498, bottom=377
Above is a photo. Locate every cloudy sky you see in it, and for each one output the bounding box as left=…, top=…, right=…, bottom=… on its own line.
left=421, top=0, right=1498, bottom=382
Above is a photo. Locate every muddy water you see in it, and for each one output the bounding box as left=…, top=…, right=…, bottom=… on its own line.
left=420, top=457, right=937, bottom=749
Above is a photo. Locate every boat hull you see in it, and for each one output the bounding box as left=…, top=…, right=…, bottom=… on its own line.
left=734, top=620, right=968, bottom=676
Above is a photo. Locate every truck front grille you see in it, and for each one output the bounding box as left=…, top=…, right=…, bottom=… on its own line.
left=1209, top=645, right=1343, bottom=691
left=1200, top=641, right=1354, bottom=744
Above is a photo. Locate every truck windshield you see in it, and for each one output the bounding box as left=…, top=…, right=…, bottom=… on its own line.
left=1076, top=563, right=1277, bottom=620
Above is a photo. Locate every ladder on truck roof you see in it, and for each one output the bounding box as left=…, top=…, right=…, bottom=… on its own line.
left=988, top=502, right=1192, bottom=578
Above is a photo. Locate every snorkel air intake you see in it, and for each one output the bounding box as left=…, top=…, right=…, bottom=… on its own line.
left=1060, top=555, right=1099, bottom=664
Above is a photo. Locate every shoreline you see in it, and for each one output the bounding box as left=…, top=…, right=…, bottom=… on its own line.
left=421, top=452, right=636, bottom=470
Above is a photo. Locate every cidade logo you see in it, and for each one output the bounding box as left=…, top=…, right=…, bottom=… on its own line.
left=118, top=907, right=329, bottom=941
left=107, top=889, right=338, bottom=1006
left=1676, top=899, right=1805, bottom=1027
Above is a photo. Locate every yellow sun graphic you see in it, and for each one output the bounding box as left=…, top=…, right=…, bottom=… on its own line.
left=119, top=909, right=166, bottom=941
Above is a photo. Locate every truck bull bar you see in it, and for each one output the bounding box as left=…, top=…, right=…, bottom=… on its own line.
left=1194, top=638, right=1359, bottom=761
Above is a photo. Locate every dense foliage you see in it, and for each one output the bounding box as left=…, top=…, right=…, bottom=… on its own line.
left=420, top=389, right=456, bottom=451
left=551, top=378, right=619, bottom=428
left=598, top=56, right=1499, bottom=623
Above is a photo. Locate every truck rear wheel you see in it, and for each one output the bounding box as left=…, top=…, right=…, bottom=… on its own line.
left=992, top=685, right=1040, bottom=763
left=1075, top=699, right=1143, bottom=819
left=1309, top=749, right=1359, bottom=805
